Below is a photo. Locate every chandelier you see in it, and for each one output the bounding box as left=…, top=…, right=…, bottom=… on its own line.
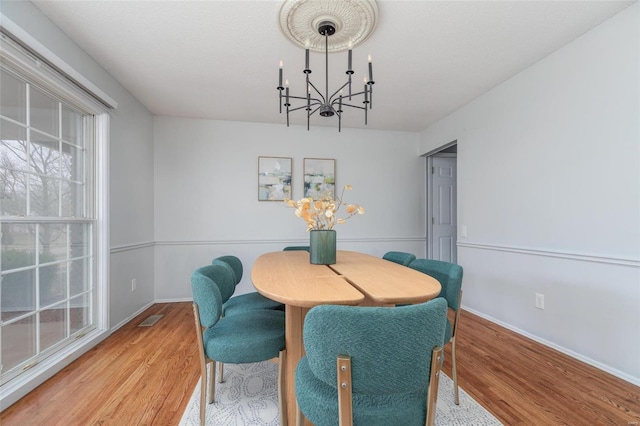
left=276, top=0, right=379, bottom=132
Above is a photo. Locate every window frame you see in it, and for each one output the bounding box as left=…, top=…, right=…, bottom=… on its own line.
left=0, top=28, right=110, bottom=409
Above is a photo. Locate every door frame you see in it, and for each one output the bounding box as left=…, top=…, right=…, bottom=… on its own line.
left=424, top=141, right=458, bottom=260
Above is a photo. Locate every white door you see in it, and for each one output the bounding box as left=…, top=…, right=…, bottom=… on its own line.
left=430, top=155, right=457, bottom=262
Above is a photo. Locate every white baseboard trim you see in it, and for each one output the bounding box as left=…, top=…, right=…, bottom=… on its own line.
left=463, top=305, right=640, bottom=387
left=109, top=301, right=155, bottom=332
left=155, top=297, right=192, bottom=303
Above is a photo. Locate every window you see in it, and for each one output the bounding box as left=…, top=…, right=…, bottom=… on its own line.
left=0, top=31, right=108, bottom=393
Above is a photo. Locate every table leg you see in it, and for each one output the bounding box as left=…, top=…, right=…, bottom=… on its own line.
left=284, top=304, right=310, bottom=425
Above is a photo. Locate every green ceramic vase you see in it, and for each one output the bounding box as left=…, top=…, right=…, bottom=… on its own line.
left=309, top=230, right=336, bottom=265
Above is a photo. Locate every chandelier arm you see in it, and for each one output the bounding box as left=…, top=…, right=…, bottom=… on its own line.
left=308, top=105, right=322, bottom=117
left=288, top=102, right=321, bottom=113
left=307, top=81, right=326, bottom=103
left=287, top=94, right=320, bottom=102
left=328, top=81, right=351, bottom=103
left=339, top=102, right=367, bottom=111
left=347, top=88, right=368, bottom=97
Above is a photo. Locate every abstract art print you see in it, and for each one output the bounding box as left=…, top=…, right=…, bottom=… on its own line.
left=258, top=156, right=292, bottom=201
left=304, top=158, right=335, bottom=199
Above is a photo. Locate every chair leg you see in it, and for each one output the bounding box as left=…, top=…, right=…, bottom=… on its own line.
left=425, top=347, right=443, bottom=426
left=217, top=361, right=224, bottom=383
left=208, top=360, right=216, bottom=404
left=278, top=349, right=288, bottom=426
left=336, top=356, right=353, bottom=426
left=199, top=369, right=206, bottom=426
left=451, top=337, right=459, bottom=405
left=296, top=401, right=304, bottom=426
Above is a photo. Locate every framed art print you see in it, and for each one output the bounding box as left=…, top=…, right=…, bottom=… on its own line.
left=258, top=156, right=292, bottom=201
left=304, top=158, right=335, bottom=199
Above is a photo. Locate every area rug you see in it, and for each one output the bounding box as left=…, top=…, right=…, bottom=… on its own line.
left=179, top=361, right=502, bottom=425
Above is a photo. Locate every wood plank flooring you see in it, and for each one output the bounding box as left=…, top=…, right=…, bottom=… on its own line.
left=1, top=302, right=639, bottom=425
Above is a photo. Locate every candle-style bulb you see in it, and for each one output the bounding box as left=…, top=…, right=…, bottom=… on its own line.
left=279, top=60, right=283, bottom=68
left=285, top=79, right=289, bottom=87
left=368, top=54, right=372, bottom=63
left=364, top=75, right=368, bottom=84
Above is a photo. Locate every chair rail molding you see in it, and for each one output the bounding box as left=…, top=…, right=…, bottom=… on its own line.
left=154, top=236, right=426, bottom=247
left=110, top=241, right=155, bottom=254
left=457, top=241, right=639, bottom=268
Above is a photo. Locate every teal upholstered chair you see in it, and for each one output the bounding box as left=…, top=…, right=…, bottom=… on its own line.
left=382, top=251, right=416, bottom=266
left=408, top=258, right=463, bottom=405
left=283, top=246, right=310, bottom=251
left=213, top=255, right=283, bottom=316
left=212, top=256, right=284, bottom=383
left=295, top=299, right=448, bottom=426
left=191, top=264, right=286, bottom=426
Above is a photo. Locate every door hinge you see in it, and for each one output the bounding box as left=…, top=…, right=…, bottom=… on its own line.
left=431, top=217, right=435, bottom=225
left=431, top=166, right=434, bottom=174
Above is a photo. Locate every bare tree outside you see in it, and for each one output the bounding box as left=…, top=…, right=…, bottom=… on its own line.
left=1, top=65, right=92, bottom=381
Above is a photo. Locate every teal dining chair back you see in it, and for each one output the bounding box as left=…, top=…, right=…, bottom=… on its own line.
left=283, top=246, right=310, bottom=251
left=382, top=251, right=416, bottom=266
left=211, top=255, right=284, bottom=383
left=408, top=258, right=464, bottom=405
left=214, top=255, right=243, bottom=283
left=212, top=255, right=283, bottom=315
left=190, top=264, right=287, bottom=426
left=295, top=298, right=448, bottom=426
left=195, top=261, right=236, bottom=304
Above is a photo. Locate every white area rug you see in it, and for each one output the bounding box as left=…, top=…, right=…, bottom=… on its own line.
left=179, top=361, right=502, bottom=425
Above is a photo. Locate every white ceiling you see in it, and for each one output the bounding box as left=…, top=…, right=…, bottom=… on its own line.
left=32, top=0, right=634, bottom=132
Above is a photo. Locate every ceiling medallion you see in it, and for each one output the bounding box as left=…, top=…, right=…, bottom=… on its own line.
left=276, top=0, right=379, bottom=131
left=278, top=0, right=378, bottom=52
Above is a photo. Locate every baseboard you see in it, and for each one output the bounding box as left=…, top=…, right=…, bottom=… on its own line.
left=154, top=297, right=192, bottom=303
left=109, top=301, right=155, bottom=332
left=462, top=306, right=640, bottom=387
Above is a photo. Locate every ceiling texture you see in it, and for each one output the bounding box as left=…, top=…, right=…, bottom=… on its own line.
left=31, top=0, right=634, bottom=132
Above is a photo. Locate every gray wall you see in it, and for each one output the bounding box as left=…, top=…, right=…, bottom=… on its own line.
left=420, top=3, right=640, bottom=384
left=153, top=117, right=425, bottom=300
left=1, top=1, right=156, bottom=329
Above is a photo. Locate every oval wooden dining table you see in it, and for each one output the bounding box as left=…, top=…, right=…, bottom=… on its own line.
left=251, top=250, right=441, bottom=425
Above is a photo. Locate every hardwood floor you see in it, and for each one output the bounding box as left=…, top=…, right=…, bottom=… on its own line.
left=1, top=302, right=639, bottom=425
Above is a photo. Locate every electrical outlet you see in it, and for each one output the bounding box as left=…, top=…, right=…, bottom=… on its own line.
left=131, top=279, right=137, bottom=292
left=535, top=293, right=544, bottom=310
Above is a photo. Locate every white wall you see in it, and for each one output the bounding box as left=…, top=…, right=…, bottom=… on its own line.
left=420, top=4, right=640, bottom=384
left=153, top=117, right=425, bottom=300
left=1, top=1, right=156, bottom=329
